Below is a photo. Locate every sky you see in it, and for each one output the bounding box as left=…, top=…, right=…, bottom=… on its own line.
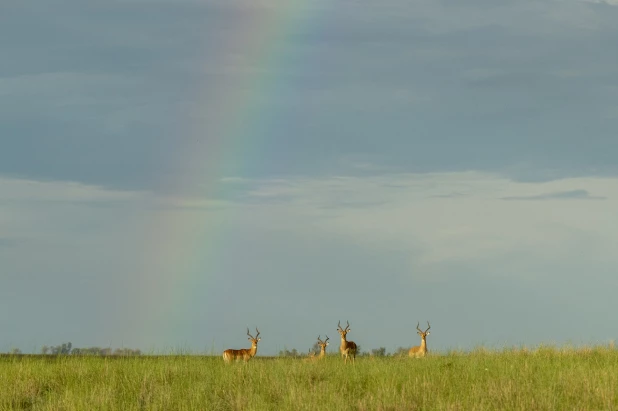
left=1, top=0, right=618, bottom=356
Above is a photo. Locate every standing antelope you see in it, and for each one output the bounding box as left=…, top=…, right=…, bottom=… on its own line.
left=409, top=321, right=430, bottom=358
left=337, top=320, right=357, bottom=363
left=223, top=327, right=261, bottom=363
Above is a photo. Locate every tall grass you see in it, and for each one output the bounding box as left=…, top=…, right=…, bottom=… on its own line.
left=1, top=345, right=617, bottom=410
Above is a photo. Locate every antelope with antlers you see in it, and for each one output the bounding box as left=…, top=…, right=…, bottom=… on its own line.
left=409, top=321, right=430, bottom=358
left=316, top=335, right=329, bottom=358
left=337, top=320, right=357, bottom=363
left=304, top=335, right=330, bottom=362
left=222, top=327, right=261, bottom=363
left=304, top=350, right=316, bottom=361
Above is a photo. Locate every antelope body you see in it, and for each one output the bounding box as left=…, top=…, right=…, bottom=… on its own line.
left=337, top=320, right=357, bottom=363
left=223, top=328, right=261, bottom=362
left=409, top=321, right=430, bottom=358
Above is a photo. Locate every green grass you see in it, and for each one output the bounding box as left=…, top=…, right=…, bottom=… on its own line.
left=2, top=345, right=618, bottom=410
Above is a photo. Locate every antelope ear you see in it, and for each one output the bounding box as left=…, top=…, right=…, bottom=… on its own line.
left=326, top=342, right=329, bottom=345
left=248, top=337, right=252, bottom=341
left=426, top=332, right=430, bottom=335
left=418, top=331, right=422, bottom=335
left=257, top=338, right=261, bottom=341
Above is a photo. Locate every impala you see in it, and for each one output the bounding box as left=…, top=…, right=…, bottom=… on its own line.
left=409, top=321, right=430, bottom=358
left=223, top=327, right=261, bottom=363
left=304, top=350, right=316, bottom=361
left=304, top=335, right=329, bottom=362
left=337, top=320, right=357, bottom=363
left=316, top=335, right=329, bottom=359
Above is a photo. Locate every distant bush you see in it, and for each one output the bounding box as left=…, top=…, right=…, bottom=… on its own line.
left=40, top=343, right=141, bottom=356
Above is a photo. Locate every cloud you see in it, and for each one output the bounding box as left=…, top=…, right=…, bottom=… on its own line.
left=428, top=192, right=467, bottom=199
left=186, top=172, right=618, bottom=270
left=580, top=0, right=618, bottom=5
left=501, top=189, right=606, bottom=201
left=0, top=238, right=19, bottom=248
left=2, top=172, right=618, bottom=353
left=2, top=0, right=618, bottom=194
left=0, top=177, right=145, bottom=205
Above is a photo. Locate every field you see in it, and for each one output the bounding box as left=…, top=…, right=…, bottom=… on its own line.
left=2, top=346, right=618, bottom=410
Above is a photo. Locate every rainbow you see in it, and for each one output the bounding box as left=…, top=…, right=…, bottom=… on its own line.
left=138, top=2, right=328, bottom=347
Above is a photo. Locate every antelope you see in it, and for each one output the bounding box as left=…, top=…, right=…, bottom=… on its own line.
left=222, top=327, right=261, bottom=362
left=316, top=335, right=329, bottom=359
left=337, top=320, right=357, bottom=363
left=304, top=350, right=316, bottom=361
left=409, top=321, right=430, bottom=358
left=304, top=335, right=330, bottom=362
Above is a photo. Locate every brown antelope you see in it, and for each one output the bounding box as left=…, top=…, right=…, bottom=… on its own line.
left=222, top=327, right=261, bottom=363
left=316, top=335, right=329, bottom=358
left=304, top=350, right=316, bottom=361
left=409, top=321, right=430, bottom=358
left=337, top=321, right=357, bottom=363
left=304, top=335, right=329, bottom=362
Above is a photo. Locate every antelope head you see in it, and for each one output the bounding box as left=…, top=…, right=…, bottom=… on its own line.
left=247, top=327, right=261, bottom=346
left=317, top=335, right=329, bottom=353
left=337, top=320, right=351, bottom=340
left=416, top=321, right=430, bottom=341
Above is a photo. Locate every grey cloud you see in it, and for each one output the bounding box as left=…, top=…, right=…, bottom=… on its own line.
left=317, top=200, right=389, bottom=210
left=0, top=238, right=19, bottom=248
left=429, top=192, right=467, bottom=199
left=501, top=189, right=606, bottom=201
left=438, top=0, right=518, bottom=7
left=2, top=0, right=618, bottom=194
left=2, top=171, right=618, bottom=353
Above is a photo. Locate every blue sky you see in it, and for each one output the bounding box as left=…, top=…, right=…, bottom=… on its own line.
left=1, top=0, right=618, bottom=355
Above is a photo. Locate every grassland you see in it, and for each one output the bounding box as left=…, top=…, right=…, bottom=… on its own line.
left=2, top=345, right=618, bottom=410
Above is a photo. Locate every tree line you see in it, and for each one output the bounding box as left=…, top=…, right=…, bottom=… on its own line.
left=38, top=342, right=141, bottom=356
left=278, top=345, right=412, bottom=358
left=6, top=343, right=411, bottom=357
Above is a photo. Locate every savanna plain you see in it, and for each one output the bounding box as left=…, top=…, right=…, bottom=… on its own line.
left=2, top=346, right=618, bottom=411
